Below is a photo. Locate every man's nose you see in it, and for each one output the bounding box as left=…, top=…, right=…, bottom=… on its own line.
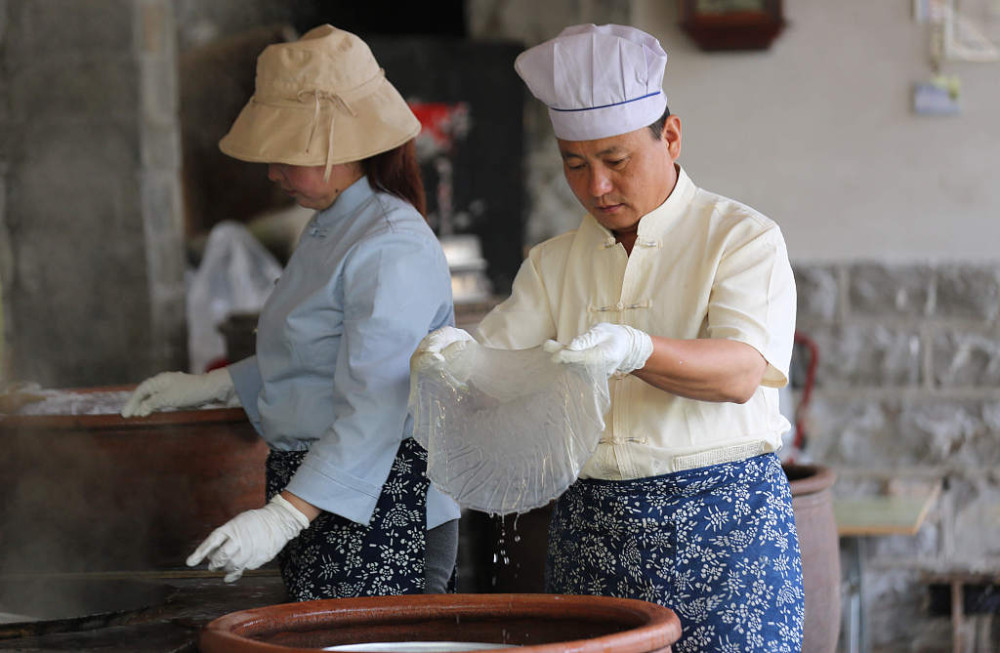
left=588, top=169, right=613, bottom=197
left=266, top=164, right=281, bottom=182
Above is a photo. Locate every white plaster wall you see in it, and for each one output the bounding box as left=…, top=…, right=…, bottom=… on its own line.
left=629, top=0, right=1000, bottom=263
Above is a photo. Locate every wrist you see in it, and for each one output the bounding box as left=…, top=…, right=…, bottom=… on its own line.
left=277, top=491, right=319, bottom=523
left=205, top=368, right=236, bottom=403
left=622, top=326, right=654, bottom=373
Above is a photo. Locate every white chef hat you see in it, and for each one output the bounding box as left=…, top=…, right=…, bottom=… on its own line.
left=514, top=24, right=669, bottom=141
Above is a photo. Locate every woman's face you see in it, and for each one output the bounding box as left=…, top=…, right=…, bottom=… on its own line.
left=268, top=162, right=365, bottom=210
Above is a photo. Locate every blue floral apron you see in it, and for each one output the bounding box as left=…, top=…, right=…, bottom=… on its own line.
left=546, top=453, right=804, bottom=653
left=266, top=437, right=428, bottom=601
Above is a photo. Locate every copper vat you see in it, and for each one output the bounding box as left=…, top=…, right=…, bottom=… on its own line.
left=0, top=386, right=268, bottom=572
left=200, top=593, right=681, bottom=653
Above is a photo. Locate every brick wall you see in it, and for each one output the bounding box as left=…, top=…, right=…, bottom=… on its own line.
left=795, top=262, right=1000, bottom=650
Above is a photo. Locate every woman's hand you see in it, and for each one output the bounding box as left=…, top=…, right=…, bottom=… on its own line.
left=121, top=368, right=238, bottom=417
left=185, top=494, right=310, bottom=582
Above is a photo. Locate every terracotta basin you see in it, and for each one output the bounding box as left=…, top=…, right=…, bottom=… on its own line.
left=200, top=593, right=682, bottom=653
left=0, top=386, right=268, bottom=571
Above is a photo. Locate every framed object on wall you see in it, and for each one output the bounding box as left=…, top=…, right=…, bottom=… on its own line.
left=679, top=0, right=786, bottom=51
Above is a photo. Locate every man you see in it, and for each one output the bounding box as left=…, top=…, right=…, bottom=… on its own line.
left=421, top=24, right=803, bottom=652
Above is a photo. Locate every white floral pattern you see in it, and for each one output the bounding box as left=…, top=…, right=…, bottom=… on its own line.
left=266, top=438, right=429, bottom=601
left=546, top=453, right=804, bottom=652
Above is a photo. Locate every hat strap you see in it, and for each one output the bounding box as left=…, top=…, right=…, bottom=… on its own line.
left=297, top=89, right=359, bottom=182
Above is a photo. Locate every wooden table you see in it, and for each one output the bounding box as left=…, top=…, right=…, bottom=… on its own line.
left=835, top=490, right=939, bottom=537
left=834, top=484, right=941, bottom=653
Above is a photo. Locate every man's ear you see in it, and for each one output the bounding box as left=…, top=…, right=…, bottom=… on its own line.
left=663, top=114, right=682, bottom=160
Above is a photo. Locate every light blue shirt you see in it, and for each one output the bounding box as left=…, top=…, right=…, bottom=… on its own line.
left=228, top=177, right=461, bottom=528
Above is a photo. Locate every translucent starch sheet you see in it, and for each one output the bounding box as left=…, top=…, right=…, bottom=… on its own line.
left=410, top=342, right=610, bottom=515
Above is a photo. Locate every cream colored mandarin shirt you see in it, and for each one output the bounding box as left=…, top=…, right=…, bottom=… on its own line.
left=476, top=167, right=796, bottom=481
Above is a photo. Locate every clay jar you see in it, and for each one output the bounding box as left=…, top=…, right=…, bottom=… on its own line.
left=200, top=593, right=682, bottom=653
left=784, top=463, right=840, bottom=653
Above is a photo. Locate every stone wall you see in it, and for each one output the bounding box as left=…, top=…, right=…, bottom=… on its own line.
left=795, top=261, right=1000, bottom=651
left=0, top=0, right=186, bottom=387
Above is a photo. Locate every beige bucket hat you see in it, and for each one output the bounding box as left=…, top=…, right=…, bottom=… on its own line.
left=219, top=24, right=420, bottom=180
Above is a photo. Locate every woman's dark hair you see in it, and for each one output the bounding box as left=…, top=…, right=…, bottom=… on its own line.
left=648, top=106, right=672, bottom=139
left=362, top=139, right=427, bottom=218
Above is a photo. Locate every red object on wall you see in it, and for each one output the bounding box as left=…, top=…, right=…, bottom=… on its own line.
left=792, top=330, right=819, bottom=455
left=409, top=101, right=470, bottom=153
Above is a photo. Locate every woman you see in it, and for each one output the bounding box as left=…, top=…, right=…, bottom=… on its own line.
left=122, top=24, right=460, bottom=600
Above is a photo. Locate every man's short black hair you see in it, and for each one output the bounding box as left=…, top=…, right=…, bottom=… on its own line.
left=648, top=106, right=671, bottom=139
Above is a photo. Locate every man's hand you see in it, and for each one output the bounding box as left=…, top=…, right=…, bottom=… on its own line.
left=550, top=323, right=653, bottom=376
left=185, top=494, right=310, bottom=583
left=410, top=326, right=476, bottom=381
left=413, top=327, right=474, bottom=363
left=121, top=368, right=237, bottom=418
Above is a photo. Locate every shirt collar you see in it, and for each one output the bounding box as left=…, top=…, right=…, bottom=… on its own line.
left=581, top=165, right=697, bottom=246
left=635, top=165, right=696, bottom=239
left=314, top=175, right=374, bottom=225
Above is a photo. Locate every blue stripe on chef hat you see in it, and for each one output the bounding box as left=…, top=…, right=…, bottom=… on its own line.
left=515, top=24, right=668, bottom=141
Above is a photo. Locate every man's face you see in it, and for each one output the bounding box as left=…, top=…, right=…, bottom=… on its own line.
left=558, top=115, right=681, bottom=238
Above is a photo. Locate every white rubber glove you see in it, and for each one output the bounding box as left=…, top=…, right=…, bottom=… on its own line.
left=414, top=326, right=474, bottom=360
left=185, top=494, right=309, bottom=583
left=120, top=368, right=237, bottom=418
left=411, top=326, right=476, bottom=376
left=550, top=323, right=654, bottom=377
